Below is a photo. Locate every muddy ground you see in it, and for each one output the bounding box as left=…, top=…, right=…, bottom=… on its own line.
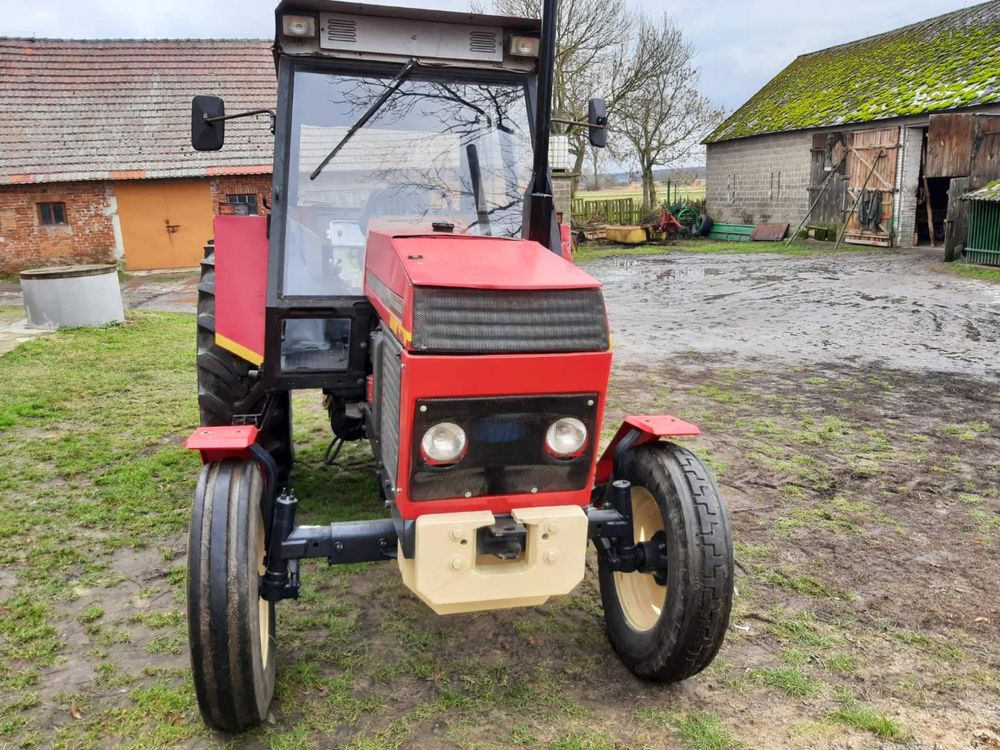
left=595, top=250, right=1000, bottom=375
left=1, top=249, right=998, bottom=749
left=0, top=271, right=199, bottom=315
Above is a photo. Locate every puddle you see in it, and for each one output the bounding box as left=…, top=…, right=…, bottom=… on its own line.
left=587, top=251, right=1000, bottom=376
left=656, top=267, right=721, bottom=281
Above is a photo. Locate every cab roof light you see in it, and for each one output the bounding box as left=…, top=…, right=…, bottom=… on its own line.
left=282, top=15, right=317, bottom=38
left=509, top=35, right=540, bottom=57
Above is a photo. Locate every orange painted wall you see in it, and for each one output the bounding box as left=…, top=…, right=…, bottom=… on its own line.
left=115, top=179, right=214, bottom=270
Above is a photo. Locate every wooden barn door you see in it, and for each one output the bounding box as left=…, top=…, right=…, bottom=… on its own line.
left=843, top=127, right=899, bottom=246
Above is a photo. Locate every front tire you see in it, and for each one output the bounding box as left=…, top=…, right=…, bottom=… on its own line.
left=598, top=442, right=733, bottom=681
left=188, top=459, right=276, bottom=733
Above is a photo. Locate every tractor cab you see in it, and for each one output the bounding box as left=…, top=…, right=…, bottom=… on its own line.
left=192, top=1, right=581, bottom=394
left=277, top=6, right=540, bottom=251
left=183, top=0, right=733, bottom=735
left=270, top=2, right=541, bottom=391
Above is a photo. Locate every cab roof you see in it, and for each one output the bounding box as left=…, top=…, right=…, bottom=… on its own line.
left=274, top=0, right=540, bottom=45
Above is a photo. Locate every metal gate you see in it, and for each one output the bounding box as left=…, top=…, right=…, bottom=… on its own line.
left=115, top=179, right=215, bottom=270
left=965, top=197, right=1000, bottom=267
left=843, top=127, right=899, bottom=247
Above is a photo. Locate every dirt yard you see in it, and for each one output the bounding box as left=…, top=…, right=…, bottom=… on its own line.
left=0, top=248, right=997, bottom=749
left=596, top=249, right=1000, bottom=375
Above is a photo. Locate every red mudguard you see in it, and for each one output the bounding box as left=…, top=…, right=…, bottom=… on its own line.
left=212, top=215, right=268, bottom=366
left=184, top=425, right=259, bottom=463
left=594, top=415, right=700, bottom=484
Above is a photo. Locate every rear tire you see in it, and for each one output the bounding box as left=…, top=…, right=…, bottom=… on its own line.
left=598, top=442, right=733, bottom=681
left=197, top=244, right=292, bottom=480
left=188, top=459, right=276, bottom=733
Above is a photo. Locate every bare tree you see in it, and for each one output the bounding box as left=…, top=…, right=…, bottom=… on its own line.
left=474, top=0, right=647, bottom=190
left=612, top=14, right=723, bottom=208
left=587, top=144, right=605, bottom=190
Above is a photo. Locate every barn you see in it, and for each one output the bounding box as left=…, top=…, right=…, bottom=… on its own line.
left=0, top=38, right=275, bottom=273
left=704, top=1, right=1000, bottom=252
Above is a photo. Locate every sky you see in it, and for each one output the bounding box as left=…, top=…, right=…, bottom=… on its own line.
left=0, top=0, right=983, bottom=114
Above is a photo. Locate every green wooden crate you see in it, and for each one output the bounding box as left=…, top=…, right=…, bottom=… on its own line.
left=707, top=223, right=754, bottom=242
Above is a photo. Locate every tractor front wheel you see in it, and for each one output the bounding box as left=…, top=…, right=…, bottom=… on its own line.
left=598, top=442, right=733, bottom=682
left=188, top=459, right=276, bottom=732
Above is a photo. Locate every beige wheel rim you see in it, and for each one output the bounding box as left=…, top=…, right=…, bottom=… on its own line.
left=613, top=486, right=667, bottom=632
left=256, top=519, right=270, bottom=664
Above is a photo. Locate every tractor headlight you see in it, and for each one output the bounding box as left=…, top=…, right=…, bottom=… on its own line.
left=509, top=35, right=540, bottom=57
left=420, top=422, right=467, bottom=465
left=282, top=15, right=316, bottom=38
left=545, top=417, right=588, bottom=458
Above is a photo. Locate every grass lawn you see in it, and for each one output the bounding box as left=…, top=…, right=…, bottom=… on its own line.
left=572, top=238, right=873, bottom=263
left=1, top=312, right=997, bottom=748
left=936, top=260, right=1000, bottom=283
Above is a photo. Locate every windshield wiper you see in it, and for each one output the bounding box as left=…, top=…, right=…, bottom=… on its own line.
left=309, top=58, right=419, bottom=181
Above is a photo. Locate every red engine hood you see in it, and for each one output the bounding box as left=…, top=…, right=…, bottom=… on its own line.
left=367, top=229, right=600, bottom=291
left=364, top=229, right=603, bottom=350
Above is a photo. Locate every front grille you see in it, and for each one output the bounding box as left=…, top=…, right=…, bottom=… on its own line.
left=411, top=287, right=609, bottom=354
left=409, top=394, right=599, bottom=501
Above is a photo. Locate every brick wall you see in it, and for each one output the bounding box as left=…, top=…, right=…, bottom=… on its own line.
left=0, top=181, right=117, bottom=274
left=0, top=175, right=277, bottom=274
left=706, top=130, right=813, bottom=226
left=706, top=108, right=1000, bottom=245
left=209, top=174, right=273, bottom=215
left=896, top=126, right=925, bottom=247
left=552, top=173, right=574, bottom=226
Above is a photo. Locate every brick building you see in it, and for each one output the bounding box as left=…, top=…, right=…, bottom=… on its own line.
left=0, top=38, right=276, bottom=273
left=705, top=2, right=1000, bottom=249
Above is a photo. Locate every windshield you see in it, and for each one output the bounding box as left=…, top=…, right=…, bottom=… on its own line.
left=282, top=67, right=534, bottom=297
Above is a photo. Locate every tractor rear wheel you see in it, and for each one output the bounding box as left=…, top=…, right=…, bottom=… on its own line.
left=598, top=442, right=733, bottom=682
left=188, top=459, right=276, bottom=732
left=197, top=244, right=292, bottom=480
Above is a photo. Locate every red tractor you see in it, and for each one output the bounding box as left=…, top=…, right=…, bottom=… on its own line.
left=185, top=0, right=733, bottom=732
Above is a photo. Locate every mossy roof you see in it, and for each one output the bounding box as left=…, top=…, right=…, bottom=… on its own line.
left=962, top=178, right=1000, bottom=202
left=706, top=1, right=1000, bottom=143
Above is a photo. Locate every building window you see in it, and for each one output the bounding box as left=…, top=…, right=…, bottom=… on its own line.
left=38, top=202, right=67, bottom=225
left=227, top=194, right=258, bottom=215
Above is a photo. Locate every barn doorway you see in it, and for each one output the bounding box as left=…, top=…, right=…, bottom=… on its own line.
left=915, top=128, right=949, bottom=246
left=115, top=179, right=214, bottom=270
left=808, top=132, right=848, bottom=225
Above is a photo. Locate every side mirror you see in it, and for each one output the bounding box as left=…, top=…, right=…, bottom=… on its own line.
left=588, top=98, right=607, bottom=149
left=191, top=95, right=225, bottom=151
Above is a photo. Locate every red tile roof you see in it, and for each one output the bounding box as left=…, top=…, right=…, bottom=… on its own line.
left=0, top=38, right=276, bottom=185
